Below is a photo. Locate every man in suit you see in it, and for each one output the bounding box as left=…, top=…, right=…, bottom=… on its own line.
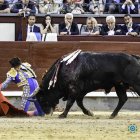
left=121, top=0, right=138, bottom=14
left=104, top=0, right=121, bottom=14
left=59, top=13, right=79, bottom=35
left=121, top=14, right=139, bottom=36
left=11, top=0, right=36, bottom=14
left=100, top=15, right=122, bottom=35
left=18, top=13, right=41, bottom=41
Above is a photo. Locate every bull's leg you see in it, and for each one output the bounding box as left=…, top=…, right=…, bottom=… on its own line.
left=76, top=98, right=93, bottom=116
left=110, top=84, right=128, bottom=119
left=59, top=98, right=75, bottom=118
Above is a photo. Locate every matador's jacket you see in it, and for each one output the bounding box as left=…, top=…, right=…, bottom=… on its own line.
left=0, top=63, right=44, bottom=116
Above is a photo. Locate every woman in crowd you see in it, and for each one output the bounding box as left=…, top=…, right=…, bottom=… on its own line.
left=40, top=14, right=57, bottom=35
left=89, top=0, right=104, bottom=14
left=60, top=0, right=85, bottom=14
left=39, top=0, right=61, bottom=14
left=80, top=17, right=100, bottom=35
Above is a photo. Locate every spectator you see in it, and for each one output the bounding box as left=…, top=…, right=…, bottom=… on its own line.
left=6, top=0, right=18, bottom=4
left=40, top=14, right=57, bottom=34
left=39, top=0, right=61, bottom=14
left=121, top=0, right=138, bottom=14
left=121, top=14, right=139, bottom=36
left=75, top=0, right=84, bottom=5
left=0, top=0, right=10, bottom=13
left=18, top=13, right=41, bottom=41
left=11, top=0, right=37, bottom=14
left=80, top=17, right=100, bottom=35
left=89, top=0, right=104, bottom=14
left=60, top=0, right=84, bottom=14
left=104, top=0, right=121, bottom=14
left=100, top=15, right=122, bottom=35
left=6, top=0, right=18, bottom=3
left=59, top=13, right=79, bottom=35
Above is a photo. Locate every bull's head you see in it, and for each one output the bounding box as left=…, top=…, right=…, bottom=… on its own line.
left=35, top=87, right=60, bottom=115
left=33, top=58, right=63, bottom=115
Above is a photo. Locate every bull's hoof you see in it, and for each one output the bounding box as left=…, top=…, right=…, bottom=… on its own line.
left=109, top=115, right=115, bottom=119
left=87, top=111, right=94, bottom=116
left=109, top=113, right=117, bottom=119
left=83, top=110, right=93, bottom=116
left=58, top=113, right=67, bottom=118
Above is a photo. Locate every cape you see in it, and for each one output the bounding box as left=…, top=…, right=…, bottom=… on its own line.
left=0, top=91, right=28, bottom=117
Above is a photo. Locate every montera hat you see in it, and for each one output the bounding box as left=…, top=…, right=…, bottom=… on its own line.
left=9, top=57, right=21, bottom=67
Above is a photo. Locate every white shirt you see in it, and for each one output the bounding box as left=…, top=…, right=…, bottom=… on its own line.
left=27, top=25, right=35, bottom=34
left=108, top=30, right=115, bottom=35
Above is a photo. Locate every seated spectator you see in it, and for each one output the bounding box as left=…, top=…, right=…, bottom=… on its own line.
left=80, top=17, right=100, bottom=35
left=82, top=0, right=91, bottom=12
left=6, top=0, right=18, bottom=4
left=11, top=0, right=37, bottom=14
left=6, top=0, right=18, bottom=3
left=60, top=0, right=84, bottom=14
left=18, top=13, right=41, bottom=41
left=121, top=0, right=138, bottom=14
left=39, top=0, right=61, bottom=14
left=59, top=13, right=79, bottom=35
left=100, top=15, right=122, bottom=35
left=0, top=0, right=10, bottom=13
left=75, top=0, right=84, bottom=4
left=74, top=0, right=86, bottom=12
left=121, top=14, right=139, bottom=36
left=6, top=0, right=18, bottom=8
left=89, top=0, right=104, bottom=14
left=40, top=14, right=57, bottom=34
left=104, top=0, right=121, bottom=14
left=53, top=0, right=63, bottom=5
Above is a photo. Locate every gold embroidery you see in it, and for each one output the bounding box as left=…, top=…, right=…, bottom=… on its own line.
left=7, top=68, right=17, bottom=77
left=22, top=63, right=37, bottom=78
left=17, top=81, right=28, bottom=87
left=22, top=62, right=31, bottom=68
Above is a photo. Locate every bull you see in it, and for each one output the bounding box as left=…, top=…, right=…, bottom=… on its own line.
left=33, top=51, right=140, bottom=118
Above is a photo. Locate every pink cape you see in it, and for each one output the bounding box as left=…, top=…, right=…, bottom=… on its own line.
left=0, top=91, right=28, bottom=117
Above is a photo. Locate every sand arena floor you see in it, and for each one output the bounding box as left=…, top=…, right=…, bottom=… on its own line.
left=0, top=111, right=140, bottom=140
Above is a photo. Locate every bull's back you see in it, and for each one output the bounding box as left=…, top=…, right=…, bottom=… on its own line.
left=80, top=52, right=133, bottom=72
left=60, top=52, right=137, bottom=82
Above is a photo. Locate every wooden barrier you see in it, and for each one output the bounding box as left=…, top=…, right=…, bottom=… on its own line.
left=58, top=35, right=140, bottom=42
left=0, top=41, right=140, bottom=91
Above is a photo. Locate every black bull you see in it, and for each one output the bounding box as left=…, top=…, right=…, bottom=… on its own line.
left=35, top=52, right=140, bottom=118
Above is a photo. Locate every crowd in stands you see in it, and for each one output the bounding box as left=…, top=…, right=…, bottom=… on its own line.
left=0, top=0, right=139, bottom=41
left=22, top=13, right=139, bottom=41
left=0, top=0, right=140, bottom=14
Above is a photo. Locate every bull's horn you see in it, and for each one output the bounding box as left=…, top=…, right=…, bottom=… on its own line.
left=28, top=87, right=40, bottom=98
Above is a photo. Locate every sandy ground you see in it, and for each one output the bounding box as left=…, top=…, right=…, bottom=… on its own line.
left=0, top=111, right=140, bottom=140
